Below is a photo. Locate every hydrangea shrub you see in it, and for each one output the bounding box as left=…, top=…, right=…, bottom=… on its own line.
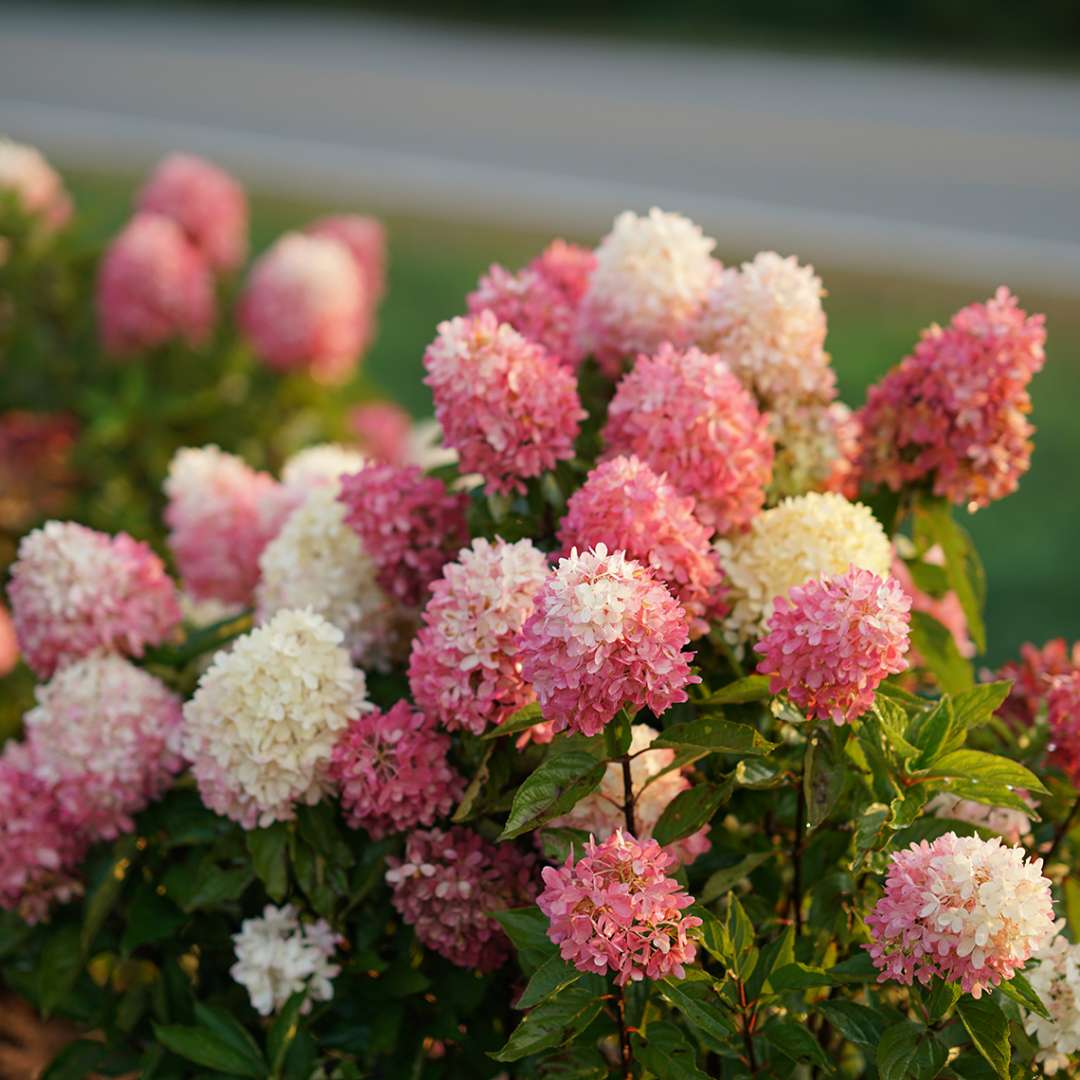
left=2, top=166, right=1079, bottom=1079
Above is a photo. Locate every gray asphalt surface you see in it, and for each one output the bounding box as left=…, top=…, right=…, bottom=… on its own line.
left=3, top=6, right=1080, bottom=288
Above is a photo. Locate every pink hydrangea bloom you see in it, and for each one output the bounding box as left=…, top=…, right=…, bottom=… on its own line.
left=423, top=311, right=585, bottom=495
left=995, top=639, right=1080, bottom=729
left=329, top=701, right=463, bottom=838
left=136, top=152, right=248, bottom=272
left=337, top=463, right=469, bottom=608
left=0, top=744, right=86, bottom=924
left=408, top=537, right=550, bottom=737
left=537, top=831, right=702, bottom=986
left=307, top=215, right=386, bottom=343
left=385, top=826, right=538, bottom=971
left=164, top=445, right=290, bottom=605
left=24, top=654, right=183, bottom=841
left=892, top=551, right=975, bottom=668
left=865, top=832, right=1055, bottom=998
left=468, top=240, right=595, bottom=367
left=579, top=208, right=717, bottom=376
left=602, top=344, right=773, bottom=534
left=1047, top=673, right=1080, bottom=789
left=0, top=603, right=19, bottom=677
left=349, top=401, right=412, bottom=465
left=238, top=232, right=367, bottom=384
left=858, top=288, right=1046, bottom=510
left=546, top=724, right=711, bottom=865
left=9, top=520, right=180, bottom=679
left=927, top=793, right=1035, bottom=847
left=518, top=544, right=699, bottom=738
left=756, top=566, right=910, bottom=724
left=96, top=213, right=215, bottom=356
left=558, top=456, right=727, bottom=637
left=0, top=138, right=72, bottom=232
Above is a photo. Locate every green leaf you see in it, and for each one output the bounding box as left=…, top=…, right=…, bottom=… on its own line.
left=451, top=741, right=494, bottom=822
left=762, top=1017, right=831, bottom=1070
left=499, top=752, right=607, bottom=839
left=852, top=802, right=891, bottom=869
left=41, top=1040, right=106, bottom=1080
left=907, top=698, right=957, bottom=770
left=769, top=962, right=832, bottom=990
left=923, top=978, right=962, bottom=1022
left=825, top=952, right=879, bottom=983
left=700, top=851, right=774, bottom=903
left=268, top=991, right=307, bottom=1077
left=998, top=970, right=1050, bottom=1020
left=913, top=496, right=987, bottom=654
left=734, top=758, right=786, bottom=788
left=515, top=952, right=583, bottom=1010
left=657, top=973, right=735, bottom=1048
left=928, top=750, right=1049, bottom=795
left=38, top=924, right=83, bottom=1017
left=540, top=827, right=590, bottom=864
left=956, top=996, right=1011, bottom=1079
left=481, top=702, right=546, bottom=739
left=490, top=984, right=602, bottom=1062
left=699, top=675, right=771, bottom=705
left=492, top=906, right=557, bottom=975
left=121, top=886, right=186, bottom=953
left=193, top=1003, right=266, bottom=1071
left=81, top=833, right=138, bottom=955
left=910, top=610, right=975, bottom=693
left=877, top=1021, right=948, bottom=1080
left=631, top=1021, right=708, bottom=1079
left=652, top=716, right=776, bottom=756
left=652, top=783, right=729, bottom=845
left=604, top=710, right=633, bottom=757
left=805, top=730, right=848, bottom=827
left=721, top=894, right=757, bottom=974
left=153, top=1024, right=265, bottom=1077
left=952, top=682, right=1012, bottom=731
left=180, top=866, right=254, bottom=912
left=746, top=926, right=794, bottom=1001
left=818, top=1000, right=888, bottom=1046
left=246, top=823, right=289, bottom=902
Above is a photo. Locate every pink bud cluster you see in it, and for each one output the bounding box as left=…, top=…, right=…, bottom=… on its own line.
left=338, top=463, right=468, bottom=609
left=349, top=401, right=413, bottom=465
left=9, top=520, right=180, bottom=679
left=0, top=138, right=72, bottom=233
left=97, top=212, right=215, bottom=356
left=307, top=214, right=386, bottom=347
left=755, top=566, right=911, bottom=724
left=858, top=288, right=1046, bottom=510
left=518, top=545, right=698, bottom=737
left=558, top=455, right=728, bottom=637
left=995, top=639, right=1080, bottom=730
left=385, top=827, right=538, bottom=972
left=1047, top=673, right=1080, bottom=789
left=602, top=344, right=772, bottom=534
left=423, top=311, right=585, bottom=494
left=329, top=702, right=463, bottom=838
left=865, top=832, right=1055, bottom=998
left=537, top=831, right=701, bottom=986
left=468, top=240, right=595, bottom=367
left=408, top=537, right=550, bottom=737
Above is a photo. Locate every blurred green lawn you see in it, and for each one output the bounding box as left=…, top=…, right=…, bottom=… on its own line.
left=66, top=172, right=1079, bottom=666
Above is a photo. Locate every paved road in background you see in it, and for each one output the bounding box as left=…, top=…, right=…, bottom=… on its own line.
left=3, top=6, right=1080, bottom=288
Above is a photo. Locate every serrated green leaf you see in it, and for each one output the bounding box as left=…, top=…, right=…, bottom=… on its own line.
left=193, top=1003, right=266, bottom=1070
left=818, top=1000, right=888, bottom=1046
left=700, top=851, right=774, bottom=903
left=877, top=1021, right=947, bottom=1080
left=763, top=1017, right=831, bottom=1070
left=657, top=974, right=735, bottom=1049
left=746, top=926, right=794, bottom=1001
left=826, top=951, right=879, bottom=983
left=923, top=978, right=962, bottom=1021
left=910, top=610, right=975, bottom=694
left=246, top=823, right=289, bottom=902
left=515, top=952, right=583, bottom=1010
left=121, top=885, right=186, bottom=953
left=734, top=758, right=786, bottom=788
left=699, top=675, right=772, bottom=705
left=539, top=827, right=590, bottom=864
left=907, top=698, right=957, bottom=770
left=769, top=962, right=831, bottom=990
left=852, top=802, right=891, bottom=869
left=631, top=1020, right=708, bottom=1079
left=490, top=984, right=602, bottom=1062
left=81, top=833, right=138, bottom=955
left=499, top=752, right=607, bottom=840
left=998, top=969, right=1050, bottom=1020
left=153, top=1024, right=265, bottom=1077
left=952, top=682, right=1012, bottom=731
left=452, top=741, right=494, bottom=822
left=38, top=924, right=82, bottom=1017
left=653, top=716, right=776, bottom=756
left=957, top=996, right=1010, bottom=1079
left=652, top=783, right=729, bottom=845
left=492, top=906, right=558, bottom=975
left=481, top=702, right=546, bottom=739
left=928, top=750, right=1049, bottom=795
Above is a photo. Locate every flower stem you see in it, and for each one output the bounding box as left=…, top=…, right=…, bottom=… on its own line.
left=621, top=756, right=636, bottom=836
left=614, top=984, right=633, bottom=1078
left=791, top=755, right=806, bottom=938
left=1046, top=794, right=1080, bottom=863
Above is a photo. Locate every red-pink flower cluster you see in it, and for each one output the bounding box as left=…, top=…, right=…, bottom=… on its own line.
left=307, top=215, right=387, bottom=348
left=385, top=827, right=538, bottom=971
left=995, top=639, right=1080, bottom=729
left=537, top=831, right=701, bottom=986
left=9, top=520, right=180, bottom=679
left=467, top=240, right=595, bottom=367
left=858, top=288, right=1046, bottom=510
left=238, top=232, right=367, bottom=384
left=338, top=463, right=468, bottom=609
left=349, top=401, right=412, bottom=465
left=408, top=537, right=550, bottom=737
left=558, top=456, right=727, bottom=637
left=756, top=567, right=910, bottom=723
left=164, top=446, right=290, bottom=605
left=423, top=311, right=585, bottom=494
left=602, top=344, right=772, bottom=534
left=518, top=545, right=698, bottom=737
left=97, top=213, right=215, bottom=356
left=0, top=603, right=17, bottom=677
left=1047, top=673, right=1080, bottom=789
left=137, top=153, right=248, bottom=273
left=329, top=702, right=462, bottom=838
left=24, top=654, right=184, bottom=840
left=865, top=832, right=1055, bottom=998
left=0, top=745, right=85, bottom=925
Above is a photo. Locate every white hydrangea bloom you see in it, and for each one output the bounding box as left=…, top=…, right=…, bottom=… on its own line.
left=716, top=492, right=893, bottom=641
left=231, top=904, right=341, bottom=1016
left=281, top=443, right=368, bottom=493
left=1025, top=927, right=1080, bottom=1075
left=406, top=418, right=459, bottom=473
left=181, top=608, right=370, bottom=828
left=580, top=207, right=717, bottom=368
